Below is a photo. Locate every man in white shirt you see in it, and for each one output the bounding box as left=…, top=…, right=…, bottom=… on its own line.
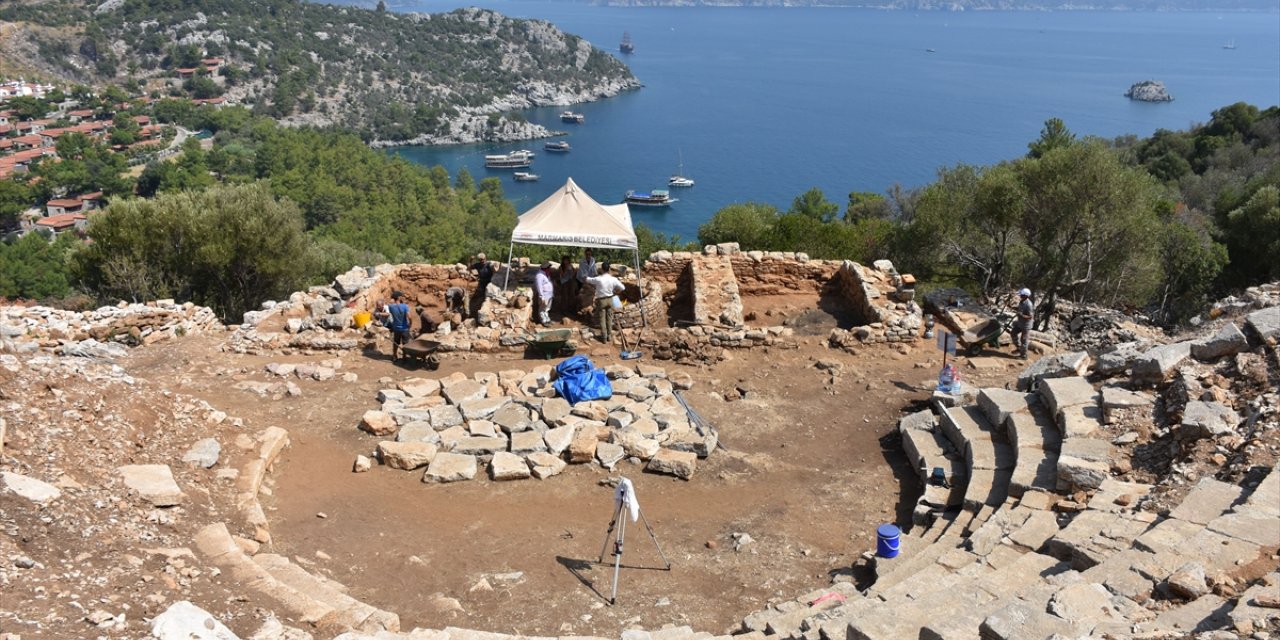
left=585, top=264, right=625, bottom=342
left=534, top=261, right=554, bottom=326
left=577, top=248, right=597, bottom=285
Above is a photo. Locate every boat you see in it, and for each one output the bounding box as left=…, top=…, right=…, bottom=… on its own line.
left=544, top=140, right=571, bottom=152
left=1223, top=40, right=1237, bottom=50
left=624, top=189, right=677, bottom=207
left=560, top=111, right=585, bottom=123
left=926, top=48, right=936, bottom=53
left=484, top=150, right=534, bottom=169
left=620, top=32, right=635, bottom=54
left=668, top=150, right=694, bottom=188
left=514, top=172, right=540, bottom=182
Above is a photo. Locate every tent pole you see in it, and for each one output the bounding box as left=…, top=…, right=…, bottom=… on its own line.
left=502, top=242, right=515, bottom=291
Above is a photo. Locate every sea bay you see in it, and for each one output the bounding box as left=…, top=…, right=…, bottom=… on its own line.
left=374, top=2, right=1280, bottom=241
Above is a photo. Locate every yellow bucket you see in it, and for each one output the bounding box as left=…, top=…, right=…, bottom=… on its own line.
left=353, top=310, right=374, bottom=329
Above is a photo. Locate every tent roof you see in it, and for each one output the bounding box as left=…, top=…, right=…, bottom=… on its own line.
left=511, top=177, right=637, bottom=249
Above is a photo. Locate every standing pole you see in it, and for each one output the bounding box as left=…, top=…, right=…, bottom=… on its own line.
left=502, top=242, right=516, bottom=290
left=609, top=505, right=626, bottom=605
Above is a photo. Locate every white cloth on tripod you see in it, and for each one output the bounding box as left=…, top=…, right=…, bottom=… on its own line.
left=614, top=477, right=640, bottom=522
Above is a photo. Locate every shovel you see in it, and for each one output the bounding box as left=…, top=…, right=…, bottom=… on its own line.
left=619, top=326, right=642, bottom=360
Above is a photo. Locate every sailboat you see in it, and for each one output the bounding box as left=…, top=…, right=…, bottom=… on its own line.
left=620, top=32, right=635, bottom=54
left=1222, top=39, right=1237, bottom=50
left=668, top=150, right=694, bottom=188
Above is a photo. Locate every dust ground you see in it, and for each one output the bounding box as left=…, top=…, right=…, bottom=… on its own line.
left=3, top=292, right=1033, bottom=638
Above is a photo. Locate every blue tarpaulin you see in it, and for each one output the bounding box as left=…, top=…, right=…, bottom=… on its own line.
left=552, top=355, right=612, bottom=404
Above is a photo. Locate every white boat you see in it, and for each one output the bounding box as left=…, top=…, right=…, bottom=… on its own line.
left=1223, top=40, right=1237, bottom=50
left=624, top=189, right=677, bottom=207
left=544, top=140, right=571, bottom=152
left=668, top=150, right=694, bottom=187
left=484, top=150, right=534, bottom=168
left=560, top=111, right=585, bottom=123
left=514, top=172, right=540, bottom=182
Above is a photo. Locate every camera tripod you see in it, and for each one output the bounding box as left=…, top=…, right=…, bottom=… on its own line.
left=597, top=479, right=671, bottom=605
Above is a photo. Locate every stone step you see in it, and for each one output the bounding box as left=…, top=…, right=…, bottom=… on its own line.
left=1047, top=509, right=1155, bottom=571
left=193, top=523, right=335, bottom=627
left=939, top=406, right=1013, bottom=473
left=254, top=553, right=400, bottom=633
left=898, top=409, right=961, bottom=487
left=868, top=532, right=957, bottom=595
left=1170, top=476, right=1245, bottom=525
left=1034, top=376, right=1097, bottom=433
left=906, top=552, right=1062, bottom=640
left=1239, top=463, right=1280, bottom=517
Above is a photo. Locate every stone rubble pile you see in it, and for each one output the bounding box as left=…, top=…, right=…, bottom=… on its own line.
left=0, top=299, right=223, bottom=356
left=355, top=363, right=713, bottom=482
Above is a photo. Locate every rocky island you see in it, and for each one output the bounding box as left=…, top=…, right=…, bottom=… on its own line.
left=1125, top=80, right=1174, bottom=102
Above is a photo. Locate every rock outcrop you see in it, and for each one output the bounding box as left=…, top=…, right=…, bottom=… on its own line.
left=1125, top=80, right=1173, bottom=102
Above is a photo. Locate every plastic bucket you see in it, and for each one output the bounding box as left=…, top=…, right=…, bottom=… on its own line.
left=876, top=524, right=901, bottom=559
left=353, top=311, right=373, bottom=329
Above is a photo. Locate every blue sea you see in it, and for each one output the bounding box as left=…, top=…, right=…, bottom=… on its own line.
left=366, top=2, right=1280, bottom=242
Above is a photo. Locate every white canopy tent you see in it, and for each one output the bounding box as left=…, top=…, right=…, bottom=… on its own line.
left=503, top=178, right=646, bottom=325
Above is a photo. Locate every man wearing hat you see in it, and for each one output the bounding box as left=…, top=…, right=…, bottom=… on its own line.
left=380, top=290, right=413, bottom=361
left=1012, top=288, right=1035, bottom=360
left=534, top=261, right=554, bottom=326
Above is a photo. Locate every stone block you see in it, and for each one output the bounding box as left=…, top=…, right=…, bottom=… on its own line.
left=1100, top=386, right=1155, bottom=422
left=977, top=388, right=1033, bottom=431
left=1244, top=306, right=1280, bottom=343
left=596, top=442, right=625, bottom=469
left=567, top=428, right=599, bottom=463
left=1171, top=477, right=1243, bottom=525
left=451, top=437, right=507, bottom=456
left=1056, top=455, right=1108, bottom=491
left=489, top=452, right=531, bottom=481
left=491, top=403, right=532, bottom=433
left=442, top=379, right=487, bottom=405
left=459, top=396, right=508, bottom=420
left=1191, top=323, right=1248, bottom=361
left=543, top=425, right=575, bottom=455
left=423, top=453, right=477, bottom=483
left=359, top=410, right=398, bottom=436
left=377, top=441, right=437, bottom=470
left=1180, top=401, right=1239, bottom=440
left=1015, top=351, right=1091, bottom=391
left=509, top=431, right=547, bottom=456
left=398, top=377, right=441, bottom=398
left=117, top=464, right=184, bottom=506
left=427, top=405, right=464, bottom=430
left=0, top=471, right=61, bottom=504
left=647, top=448, right=697, bottom=479
left=526, top=451, right=567, bottom=479
left=1058, top=405, right=1103, bottom=439
left=1036, top=376, right=1096, bottom=418
left=1131, top=342, right=1192, bottom=384
left=1060, top=437, right=1114, bottom=464
left=1094, top=341, right=1145, bottom=377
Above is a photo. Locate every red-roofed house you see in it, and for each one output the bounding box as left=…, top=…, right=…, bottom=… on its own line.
left=0, top=124, right=11, bottom=137
left=67, top=109, right=95, bottom=122
left=46, top=198, right=85, bottom=216
left=35, top=213, right=87, bottom=234
left=133, top=115, right=151, bottom=126
left=176, top=68, right=199, bottom=79
left=201, top=57, right=224, bottom=72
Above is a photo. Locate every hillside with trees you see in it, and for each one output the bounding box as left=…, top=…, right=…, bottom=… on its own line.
left=0, top=0, right=638, bottom=143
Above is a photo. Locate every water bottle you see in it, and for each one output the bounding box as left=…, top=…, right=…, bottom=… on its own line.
left=937, top=363, right=954, bottom=392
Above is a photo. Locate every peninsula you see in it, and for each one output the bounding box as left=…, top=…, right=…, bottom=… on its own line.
left=0, top=0, right=639, bottom=145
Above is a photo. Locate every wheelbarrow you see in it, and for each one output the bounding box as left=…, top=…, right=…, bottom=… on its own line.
left=957, top=313, right=1014, bottom=356
left=526, top=328, right=576, bottom=360
left=401, top=337, right=442, bottom=370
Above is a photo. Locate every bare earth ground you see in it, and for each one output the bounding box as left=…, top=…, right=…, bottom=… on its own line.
left=1, top=292, right=1035, bottom=638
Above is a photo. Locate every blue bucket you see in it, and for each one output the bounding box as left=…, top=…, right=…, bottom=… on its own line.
left=876, top=524, right=901, bottom=559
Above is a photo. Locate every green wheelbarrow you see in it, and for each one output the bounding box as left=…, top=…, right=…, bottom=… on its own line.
left=526, top=328, right=576, bottom=360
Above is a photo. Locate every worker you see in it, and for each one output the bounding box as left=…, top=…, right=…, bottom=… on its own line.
left=576, top=248, right=597, bottom=287
left=379, top=291, right=413, bottom=362
left=469, top=252, right=494, bottom=318
left=534, top=261, right=554, bottom=326
left=585, top=263, right=626, bottom=343
left=444, top=286, right=467, bottom=322
left=417, top=306, right=439, bottom=335
left=557, top=253, right=578, bottom=316
left=1011, top=287, right=1035, bottom=360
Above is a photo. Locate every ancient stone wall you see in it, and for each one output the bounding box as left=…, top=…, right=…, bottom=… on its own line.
left=1, top=299, right=223, bottom=355
left=828, top=259, right=923, bottom=346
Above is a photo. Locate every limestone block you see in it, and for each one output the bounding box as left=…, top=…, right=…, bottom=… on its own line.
left=567, top=428, right=599, bottom=463
left=459, top=396, right=508, bottom=420
left=509, top=430, right=547, bottom=455
left=526, top=451, right=567, bottom=479
left=150, top=600, right=239, bottom=640
left=1037, top=376, right=1096, bottom=418
left=359, top=410, right=398, bottom=436
left=1015, top=351, right=1091, bottom=391
left=1131, top=342, right=1192, bottom=384
left=1180, top=401, right=1239, bottom=440
left=596, top=442, right=626, bottom=469
left=396, top=422, right=441, bottom=445
left=977, top=388, right=1033, bottom=431
left=647, top=448, right=697, bottom=479
left=377, top=441, right=437, bottom=470
left=1191, top=323, right=1248, bottom=361
left=182, top=438, right=221, bottom=469
left=1170, top=477, right=1243, bottom=525
left=1167, top=562, right=1209, bottom=599
left=1056, top=455, right=1108, bottom=491
left=543, top=425, right=575, bottom=455
left=540, top=397, right=572, bottom=424
left=451, top=437, right=507, bottom=456
left=442, top=379, right=487, bottom=405
left=398, top=377, right=441, bottom=398
left=1100, top=386, right=1155, bottom=422
left=427, top=405, right=464, bottom=430
left=423, top=453, right=477, bottom=483
left=117, top=464, right=184, bottom=506
left=490, top=452, right=532, bottom=481
left=1244, top=305, right=1280, bottom=342
left=1060, top=437, right=1115, bottom=465
left=491, top=403, right=532, bottom=433
left=0, top=471, right=61, bottom=504
left=353, top=455, right=372, bottom=473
